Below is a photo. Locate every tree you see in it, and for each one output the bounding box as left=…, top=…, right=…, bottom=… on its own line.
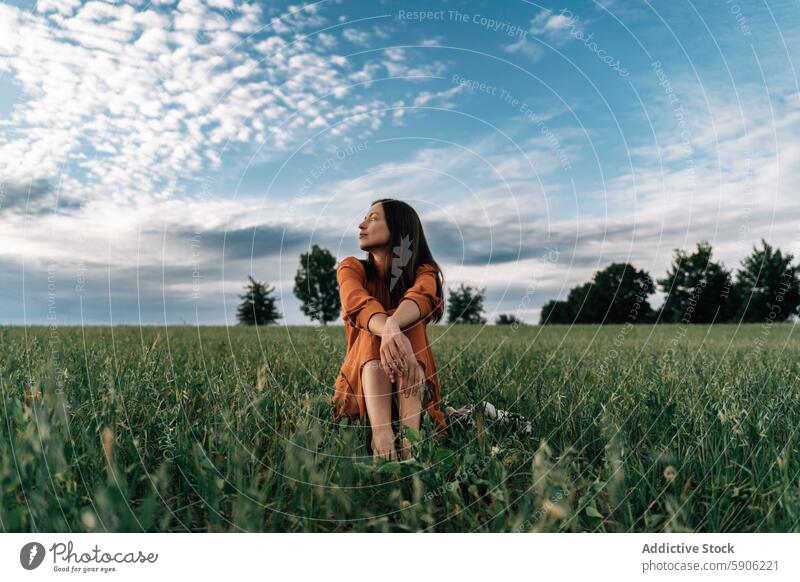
left=495, top=313, right=523, bottom=325
left=579, top=263, right=655, bottom=323
left=236, top=276, right=282, bottom=325
left=734, top=239, right=800, bottom=322
left=657, top=241, right=737, bottom=323
left=294, top=244, right=340, bottom=325
left=447, top=283, right=486, bottom=324
left=539, top=299, right=573, bottom=324
left=542, top=263, right=655, bottom=324
left=564, top=280, right=594, bottom=323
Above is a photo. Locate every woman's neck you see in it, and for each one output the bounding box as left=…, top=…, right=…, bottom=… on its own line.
left=370, top=250, right=389, bottom=277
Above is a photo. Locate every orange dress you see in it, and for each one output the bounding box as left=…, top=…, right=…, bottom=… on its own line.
left=332, top=256, right=447, bottom=437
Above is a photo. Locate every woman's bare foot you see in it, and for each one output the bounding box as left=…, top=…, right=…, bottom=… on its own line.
left=398, top=437, right=414, bottom=461
left=372, top=434, right=397, bottom=462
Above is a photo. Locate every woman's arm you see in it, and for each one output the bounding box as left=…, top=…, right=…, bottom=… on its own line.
left=385, top=299, right=422, bottom=330
left=390, top=263, right=441, bottom=329
left=338, top=260, right=440, bottom=332
left=366, top=312, right=390, bottom=335
left=337, top=258, right=409, bottom=379
left=337, top=258, right=388, bottom=333
left=381, top=264, right=441, bottom=384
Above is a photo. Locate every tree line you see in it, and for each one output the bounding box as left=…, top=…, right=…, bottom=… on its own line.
left=236, top=239, right=800, bottom=326
left=540, top=239, right=800, bottom=324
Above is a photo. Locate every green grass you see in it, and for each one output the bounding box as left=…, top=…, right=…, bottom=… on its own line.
left=1, top=323, right=798, bottom=532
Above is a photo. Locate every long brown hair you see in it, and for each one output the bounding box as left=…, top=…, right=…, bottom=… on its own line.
left=363, top=198, right=445, bottom=323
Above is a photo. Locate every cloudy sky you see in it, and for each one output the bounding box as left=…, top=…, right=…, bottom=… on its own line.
left=0, top=0, right=798, bottom=325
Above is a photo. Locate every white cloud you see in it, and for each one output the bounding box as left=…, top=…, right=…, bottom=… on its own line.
left=527, top=9, right=577, bottom=45
left=342, top=28, right=370, bottom=46
left=0, top=1, right=405, bottom=202
left=381, top=47, right=446, bottom=78
left=503, top=37, right=545, bottom=62
left=412, top=83, right=466, bottom=108
left=135, top=28, right=169, bottom=53
left=530, top=11, right=572, bottom=35
left=207, top=0, right=235, bottom=8
left=419, top=37, right=443, bottom=47
left=316, top=32, right=337, bottom=49
left=35, top=0, right=82, bottom=16
left=543, top=14, right=572, bottom=31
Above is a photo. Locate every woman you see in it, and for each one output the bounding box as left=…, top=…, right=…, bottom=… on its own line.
left=332, top=198, right=447, bottom=462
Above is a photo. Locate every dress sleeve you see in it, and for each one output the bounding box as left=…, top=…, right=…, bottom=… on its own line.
left=401, top=263, right=441, bottom=322
left=337, top=257, right=388, bottom=332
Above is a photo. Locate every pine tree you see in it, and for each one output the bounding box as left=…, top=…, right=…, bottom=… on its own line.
left=657, top=241, right=737, bottom=323
left=236, top=276, right=282, bottom=325
left=735, top=239, right=800, bottom=322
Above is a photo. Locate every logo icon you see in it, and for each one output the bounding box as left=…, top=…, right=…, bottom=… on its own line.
left=20, top=542, right=46, bottom=570
left=390, top=234, right=413, bottom=291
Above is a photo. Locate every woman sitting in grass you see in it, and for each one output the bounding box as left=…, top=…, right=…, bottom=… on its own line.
left=332, top=198, right=447, bottom=462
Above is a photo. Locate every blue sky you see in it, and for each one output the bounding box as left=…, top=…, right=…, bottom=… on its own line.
left=0, top=0, right=798, bottom=324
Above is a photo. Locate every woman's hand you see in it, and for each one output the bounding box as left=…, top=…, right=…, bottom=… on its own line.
left=379, top=317, right=413, bottom=382
left=398, top=359, right=425, bottom=399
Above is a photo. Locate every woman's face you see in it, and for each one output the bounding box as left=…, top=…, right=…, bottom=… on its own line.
left=358, top=203, right=390, bottom=251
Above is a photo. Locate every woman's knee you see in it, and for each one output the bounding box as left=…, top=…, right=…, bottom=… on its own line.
left=361, top=359, right=390, bottom=390
left=363, top=359, right=382, bottom=371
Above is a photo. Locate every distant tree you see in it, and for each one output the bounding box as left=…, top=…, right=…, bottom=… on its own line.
left=294, top=245, right=340, bottom=325
left=495, top=313, right=523, bottom=325
left=447, top=283, right=486, bottom=324
left=564, top=280, right=595, bottom=323
left=734, top=239, right=800, bottom=322
left=539, top=299, right=573, bottom=324
left=657, top=241, right=737, bottom=323
left=585, top=263, right=655, bottom=323
left=542, top=263, right=655, bottom=324
left=236, top=276, right=282, bottom=325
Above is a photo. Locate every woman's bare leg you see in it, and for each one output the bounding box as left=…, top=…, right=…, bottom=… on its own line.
left=396, top=372, right=423, bottom=461
left=361, top=359, right=396, bottom=461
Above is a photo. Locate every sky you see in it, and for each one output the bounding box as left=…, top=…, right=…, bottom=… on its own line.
left=0, top=0, right=798, bottom=325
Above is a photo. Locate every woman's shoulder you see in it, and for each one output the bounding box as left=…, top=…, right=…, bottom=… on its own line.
left=339, top=256, right=366, bottom=272
left=415, top=262, right=439, bottom=275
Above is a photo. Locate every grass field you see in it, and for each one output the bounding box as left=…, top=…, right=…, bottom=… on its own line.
left=1, top=323, right=798, bottom=532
